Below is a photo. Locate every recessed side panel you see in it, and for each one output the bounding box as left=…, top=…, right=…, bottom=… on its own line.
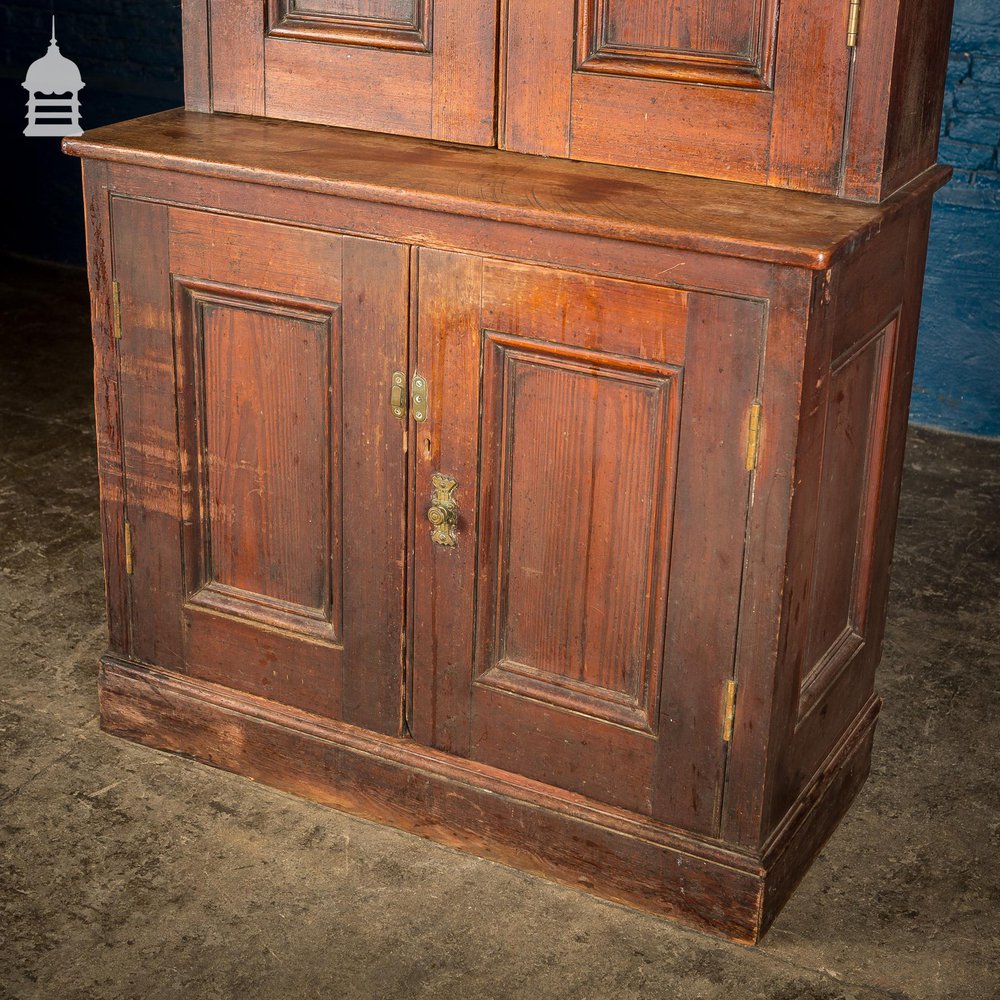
left=798, top=318, right=898, bottom=717
left=476, top=336, right=681, bottom=732
left=577, top=0, right=779, bottom=88
left=173, top=281, right=343, bottom=643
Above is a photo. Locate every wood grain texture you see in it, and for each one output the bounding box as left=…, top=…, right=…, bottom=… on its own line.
left=169, top=208, right=345, bottom=299
left=204, top=0, right=497, bottom=143
left=112, top=197, right=185, bottom=671
left=64, top=109, right=952, bottom=269
left=340, top=236, right=410, bottom=736
left=81, top=161, right=129, bottom=652
left=181, top=0, right=211, bottom=111
left=181, top=287, right=340, bottom=629
left=842, top=0, right=956, bottom=200
left=502, top=0, right=573, bottom=156
left=759, top=209, right=923, bottom=839
left=98, top=655, right=881, bottom=943
left=475, top=334, right=680, bottom=733
left=412, top=253, right=762, bottom=823
left=72, top=94, right=947, bottom=938
left=765, top=0, right=851, bottom=194
left=106, top=203, right=409, bottom=728
left=410, top=249, right=483, bottom=753
left=719, top=267, right=814, bottom=849
left=208, top=0, right=265, bottom=114
left=264, top=39, right=433, bottom=135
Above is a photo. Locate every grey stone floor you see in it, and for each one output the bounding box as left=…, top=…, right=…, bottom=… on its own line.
left=1, top=253, right=998, bottom=1000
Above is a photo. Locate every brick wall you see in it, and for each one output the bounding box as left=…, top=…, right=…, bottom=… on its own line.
left=914, top=0, right=1000, bottom=437
left=938, top=0, right=1000, bottom=192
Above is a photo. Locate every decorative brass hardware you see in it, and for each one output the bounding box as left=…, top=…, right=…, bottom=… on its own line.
left=847, top=0, right=862, bottom=47
left=411, top=373, right=428, bottom=423
left=112, top=280, right=122, bottom=340
left=745, top=401, right=762, bottom=471
left=390, top=371, right=407, bottom=419
left=722, top=680, right=738, bottom=742
left=427, top=473, right=458, bottom=547
left=124, top=521, right=134, bottom=575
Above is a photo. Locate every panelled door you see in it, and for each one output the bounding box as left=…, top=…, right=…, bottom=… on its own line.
left=411, top=249, right=765, bottom=835
left=502, top=0, right=854, bottom=195
left=112, top=198, right=408, bottom=736
left=202, top=0, right=498, bottom=144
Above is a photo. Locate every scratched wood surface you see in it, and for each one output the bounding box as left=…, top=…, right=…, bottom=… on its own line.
left=65, top=109, right=951, bottom=269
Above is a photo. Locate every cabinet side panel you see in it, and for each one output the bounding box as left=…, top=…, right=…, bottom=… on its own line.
left=762, top=207, right=926, bottom=837
left=842, top=0, right=954, bottom=200
left=880, top=0, right=955, bottom=197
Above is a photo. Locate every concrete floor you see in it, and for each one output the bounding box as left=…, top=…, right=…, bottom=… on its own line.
left=1, top=253, right=997, bottom=1000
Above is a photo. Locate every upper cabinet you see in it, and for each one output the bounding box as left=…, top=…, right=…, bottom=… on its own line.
left=182, top=0, right=953, bottom=200
left=182, top=0, right=499, bottom=145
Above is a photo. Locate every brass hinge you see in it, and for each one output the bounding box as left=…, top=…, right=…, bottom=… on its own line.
left=411, top=373, right=429, bottom=423
left=745, top=401, right=762, bottom=471
left=847, top=0, right=862, bottom=47
left=722, top=680, right=738, bottom=743
left=124, top=521, right=134, bottom=575
left=112, top=280, right=122, bottom=340
left=390, top=370, right=407, bottom=419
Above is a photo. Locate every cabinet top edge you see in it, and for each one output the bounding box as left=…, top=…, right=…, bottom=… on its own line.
left=64, top=110, right=951, bottom=270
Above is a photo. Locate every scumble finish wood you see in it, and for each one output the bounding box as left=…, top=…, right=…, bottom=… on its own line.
left=64, top=109, right=950, bottom=269
left=68, top=70, right=948, bottom=941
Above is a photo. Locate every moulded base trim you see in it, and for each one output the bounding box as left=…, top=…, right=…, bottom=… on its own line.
left=97, top=654, right=879, bottom=944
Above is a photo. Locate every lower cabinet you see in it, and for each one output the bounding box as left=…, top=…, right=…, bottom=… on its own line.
left=69, top=111, right=946, bottom=943
left=111, top=205, right=760, bottom=837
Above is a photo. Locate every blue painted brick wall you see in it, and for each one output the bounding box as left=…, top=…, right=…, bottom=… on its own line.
left=915, top=0, right=1000, bottom=436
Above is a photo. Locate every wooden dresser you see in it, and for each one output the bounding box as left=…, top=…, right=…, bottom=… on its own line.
left=65, top=0, right=955, bottom=943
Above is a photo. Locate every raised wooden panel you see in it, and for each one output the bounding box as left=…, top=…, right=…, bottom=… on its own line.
left=204, top=0, right=496, bottom=144
left=269, top=0, right=431, bottom=52
left=110, top=203, right=408, bottom=730
left=475, top=334, right=681, bottom=731
left=798, top=319, right=898, bottom=716
left=173, top=280, right=342, bottom=642
left=504, top=0, right=852, bottom=195
left=577, top=0, right=778, bottom=88
left=413, top=249, right=763, bottom=827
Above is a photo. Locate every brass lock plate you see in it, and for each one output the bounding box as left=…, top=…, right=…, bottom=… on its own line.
left=427, top=473, right=458, bottom=547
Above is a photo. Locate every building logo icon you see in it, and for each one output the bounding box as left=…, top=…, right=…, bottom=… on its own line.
left=23, top=17, right=85, bottom=137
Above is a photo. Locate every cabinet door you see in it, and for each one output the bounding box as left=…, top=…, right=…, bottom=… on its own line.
left=503, top=0, right=852, bottom=195
left=196, top=0, right=497, bottom=145
left=112, top=199, right=408, bottom=735
left=411, top=250, right=764, bottom=834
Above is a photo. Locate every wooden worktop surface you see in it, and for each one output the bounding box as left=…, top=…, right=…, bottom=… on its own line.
left=64, top=109, right=950, bottom=269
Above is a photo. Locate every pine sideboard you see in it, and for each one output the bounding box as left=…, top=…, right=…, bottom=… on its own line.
left=66, top=0, right=955, bottom=943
